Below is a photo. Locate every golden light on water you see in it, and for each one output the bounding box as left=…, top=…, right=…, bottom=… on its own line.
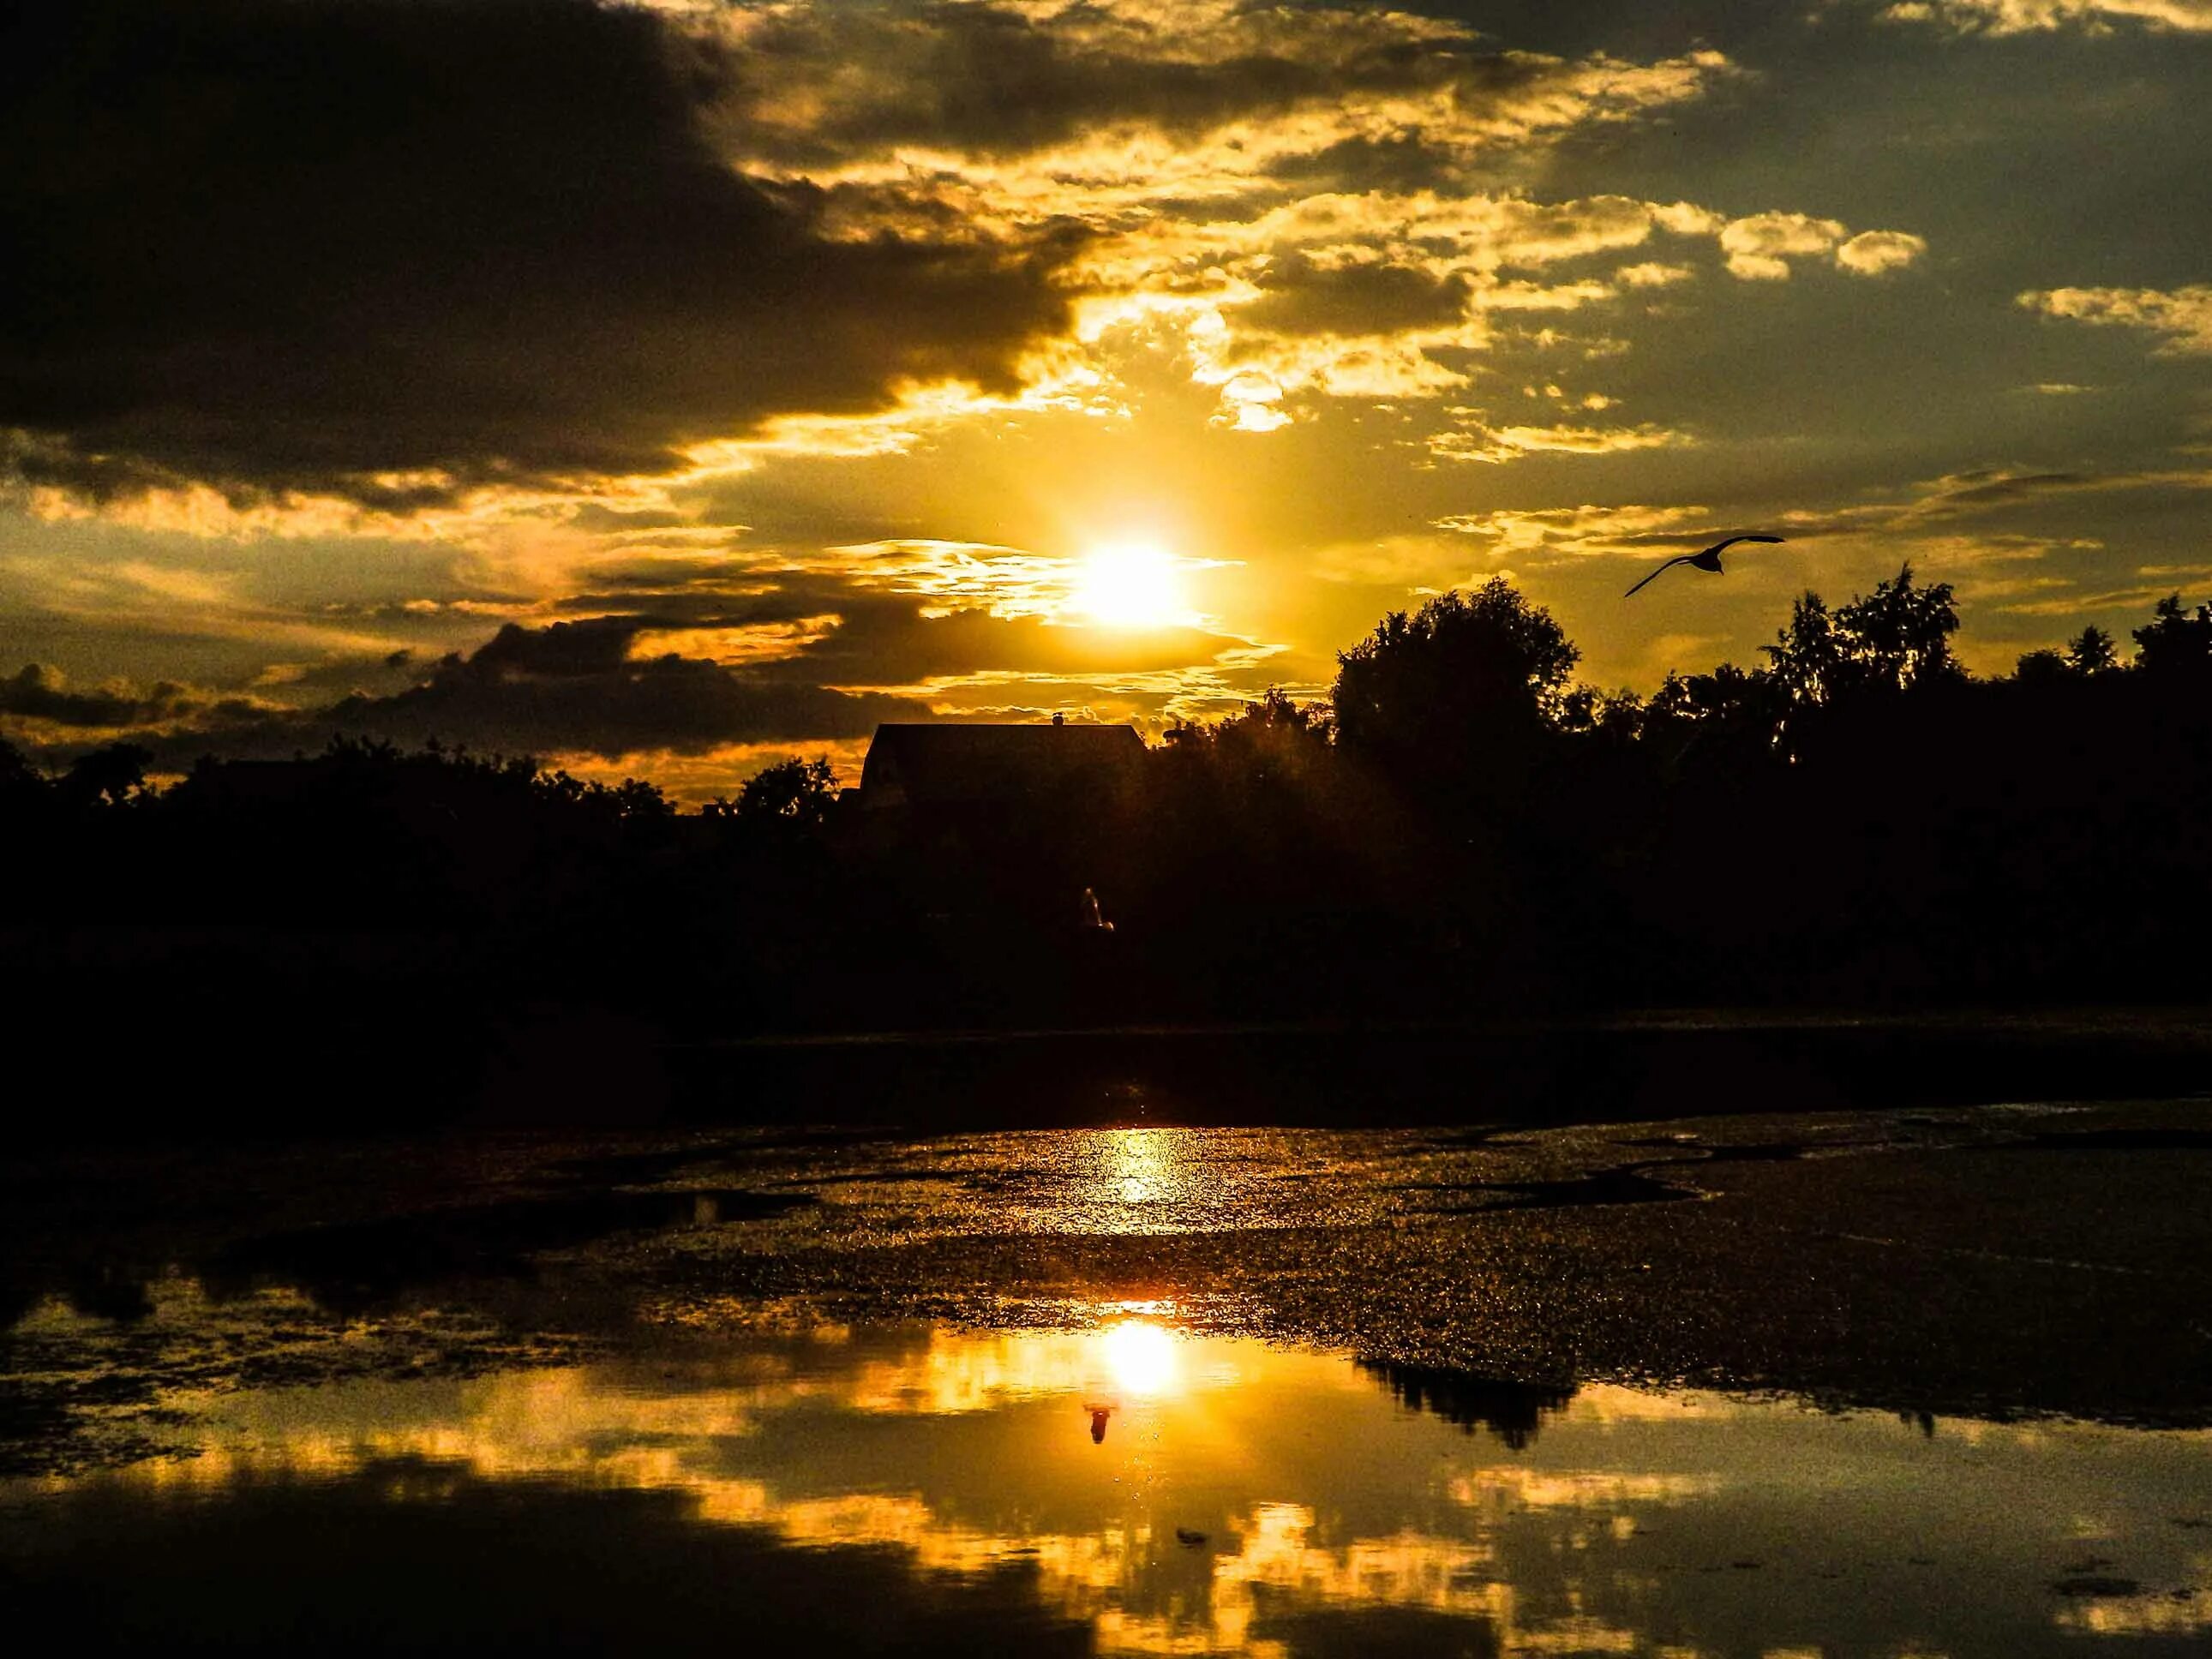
left=1105, top=1126, right=1172, bottom=1207
left=21, top=1317, right=2212, bottom=1656
left=1100, top=1320, right=1180, bottom=1398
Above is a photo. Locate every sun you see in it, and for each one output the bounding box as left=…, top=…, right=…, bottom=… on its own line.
left=1074, top=540, right=1188, bottom=629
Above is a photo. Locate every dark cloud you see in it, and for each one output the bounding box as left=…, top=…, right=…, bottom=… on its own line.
left=304, top=619, right=934, bottom=758
left=4, top=615, right=928, bottom=769
left=723, top=0, right=1542, bottom=161
left=1262, top=135, right=1483, bottom=195
left=459, top=617, right=647, bottom=680
left=1, top=585, right=1267, bottom=769
left=0, top=664, right=266, bottom=730
left=1239, top=257, right=1473, bottom=338
left=781, top=597, right=1258, bottom=684
left=0, top=0, right=1079, bottom=505
left=1925, top=470, right=2095, bottom=509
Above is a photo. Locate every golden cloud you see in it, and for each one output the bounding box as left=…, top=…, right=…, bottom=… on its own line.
left=2018, top=284, right=2212, bottom=354
left=627, top=618, right=844, bottom=667
left=1616, top=261, right=1694, bottom=288
left=1718, top=212, right=1849, bottom=280
left=1429, top=423, right=1695, bottom=464
left=1877, top=0, right=2212, bottom=32
left=1836, top=229, right=1930, bottom=275
left=1433, top=503, right=1717, bottom=553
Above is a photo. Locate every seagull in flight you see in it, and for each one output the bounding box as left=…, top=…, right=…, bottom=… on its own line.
left=1624, top=534, right=1784, bottom=597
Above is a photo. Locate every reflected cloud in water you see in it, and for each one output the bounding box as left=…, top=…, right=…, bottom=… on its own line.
left=5, top=1319, right=2210, bottom=1656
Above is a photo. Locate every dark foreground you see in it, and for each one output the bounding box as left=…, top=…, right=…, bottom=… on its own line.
left=5, top=1079, right=2212, bottom=1654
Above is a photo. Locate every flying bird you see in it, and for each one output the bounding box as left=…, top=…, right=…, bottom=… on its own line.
left=1623, top=534, right=1784, bottom=597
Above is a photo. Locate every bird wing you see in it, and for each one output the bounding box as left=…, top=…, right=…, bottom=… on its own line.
left=1623, top=555, right=1692, bottom=597
left=1700, top=533, right=1785, bottom=558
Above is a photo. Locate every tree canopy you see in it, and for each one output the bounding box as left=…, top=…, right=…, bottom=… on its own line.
left=1331, top=578, right=1579, bottom=796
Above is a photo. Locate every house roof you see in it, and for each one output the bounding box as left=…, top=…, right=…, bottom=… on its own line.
left=859, top=722, right=1145, bottom=808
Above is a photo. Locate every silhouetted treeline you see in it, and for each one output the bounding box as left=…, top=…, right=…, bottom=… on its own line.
left=3, top=574, right=2208, bottom=1124
left=1101, top=573, right=2212, bottom=1015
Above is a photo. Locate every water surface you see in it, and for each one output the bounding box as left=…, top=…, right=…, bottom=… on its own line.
left=6, top=1317, right=2208, bottom=1656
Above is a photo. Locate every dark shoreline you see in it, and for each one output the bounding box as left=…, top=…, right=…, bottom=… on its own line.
left=5, top=1000, right=2203, bottom=1143
left=653, top=1008, right=2212, bottom=1132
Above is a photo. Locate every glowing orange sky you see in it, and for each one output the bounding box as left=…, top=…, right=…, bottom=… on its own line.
left=5, top=0, right=2211, bottom=794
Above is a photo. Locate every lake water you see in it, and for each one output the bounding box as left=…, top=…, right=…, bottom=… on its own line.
left=6, top=1315, right=2208, bottom=1656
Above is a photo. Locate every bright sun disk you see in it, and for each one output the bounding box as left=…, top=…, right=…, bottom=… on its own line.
left=1075, top=541, right=1186, bottom=629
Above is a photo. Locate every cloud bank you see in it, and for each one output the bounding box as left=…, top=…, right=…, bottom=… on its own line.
left=0, top=0, right=1078, bottom=506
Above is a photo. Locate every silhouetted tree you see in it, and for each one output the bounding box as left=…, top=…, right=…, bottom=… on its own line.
left=608, top=777, right=674, bottom=820
left=60, top=741, right=153, bottom=807
left=2067, top=625, right=2118, bottom=676
left=1765, top=590, right=1842, bottom=710
left=2014, top=648, right=2070, bottom=686
left=1226, top=686, right=1332, bottom=745
left=1644, top=663, right=1774, bottom=730
left=726, top=757, right=838, bottom=828
left=1331, top=578, right=1578, bottom=812
left=0, top=734, right=40, bottom=797
left=532, top=763, right=671, bottom=820
left=1557, top=685, right=1643, bottom=740
left=1837, top=564, right=1963, bottom=692
left=2133, top=593, right=2212, bottom=676
left=1767, top=565, right=1959, bottom=710
left=1165, top=688, right=1335, bottom=779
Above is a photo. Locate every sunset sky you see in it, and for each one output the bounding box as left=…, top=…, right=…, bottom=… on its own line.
left=6, top=0, right=2212, bottom=797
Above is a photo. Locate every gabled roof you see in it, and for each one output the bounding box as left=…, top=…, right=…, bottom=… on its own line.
left=859, top=722, right=1145, bottom=809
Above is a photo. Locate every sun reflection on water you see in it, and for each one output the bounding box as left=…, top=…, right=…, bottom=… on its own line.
left=1101, top=1321, right=1180, bottom=1398
left=1107, top=1127, right=1169, bottom=1206
left=7, top=1322, right=2210, bottom=1657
